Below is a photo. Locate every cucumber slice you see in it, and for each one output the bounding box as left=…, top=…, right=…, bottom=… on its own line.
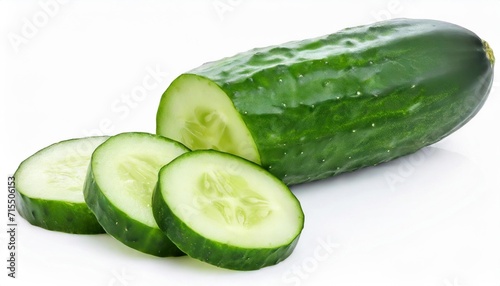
left=152, top=150, right=304, bottom=270
left=84, top=132, right=189, bottom=256
left=14, top=136, right=108, bottom=234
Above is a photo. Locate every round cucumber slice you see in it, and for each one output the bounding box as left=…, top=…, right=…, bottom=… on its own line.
left=14, top=136, right=108, bottom=234
left=84, top=132, right=189, bottom=256
left=152, top=150, right=304, bottom=270
left=156, top=74, right=261, bottom=165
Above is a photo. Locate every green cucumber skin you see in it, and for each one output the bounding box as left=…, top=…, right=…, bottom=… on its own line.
left=152, top=169, right=301, bottom=271
left=181, top=18, right=494, bottom=185
left=16, top=191, right=104, bottom=234
left=83, top=167, right=184, bottom=257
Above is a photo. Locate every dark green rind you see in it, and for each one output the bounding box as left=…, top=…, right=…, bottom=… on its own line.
left=172, top=18, right=494, bottom=185
left=15, top=190, right=104, bottom=234
left=153, top=183, right=300, bottom=271
left=84, top=164, right=185, bottom=257
left=152, top=150, right=304, bottom=270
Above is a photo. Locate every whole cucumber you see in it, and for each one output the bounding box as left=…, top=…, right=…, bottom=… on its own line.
left=157, top=18, right=494, bottom=185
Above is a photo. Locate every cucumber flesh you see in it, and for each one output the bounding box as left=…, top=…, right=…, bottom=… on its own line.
left=153, top=150, right=304, bottom=270
left=84, top=132, right=189, bottom=256
left=14, top=136, right=108, bottom=234
left=156, top=74, right=260, bottom=164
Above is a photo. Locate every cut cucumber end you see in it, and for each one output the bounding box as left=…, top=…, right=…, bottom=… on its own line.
left=156, top=74, right=261, bottom=165
left=153, top=150, right=304, bottom=270
left=84, top=132, right=189, bottom=256
left=482, top=40, right=495, bottom=66
left=14, top=136, right=108, bottom=234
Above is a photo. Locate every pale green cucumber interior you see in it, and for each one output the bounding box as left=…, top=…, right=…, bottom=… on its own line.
left=156, top=74, right=261, bottom=164
left=92, top=133, right=188, bottom=227
left=161, top=152, right=303, bottom=248
left=15, top=136, right=108, bottom=203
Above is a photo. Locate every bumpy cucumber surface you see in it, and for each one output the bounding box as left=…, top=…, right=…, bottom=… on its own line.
left=84, top=132, right=189, bottom=256
left=157, top=18, right=494, bottom=185
left=153, top=150, right=304, bottom=270
left=14, top=136, right=108, bottom=234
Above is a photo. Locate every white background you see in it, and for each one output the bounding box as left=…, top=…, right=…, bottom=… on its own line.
left=1, top=0, right=499, bottom=285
